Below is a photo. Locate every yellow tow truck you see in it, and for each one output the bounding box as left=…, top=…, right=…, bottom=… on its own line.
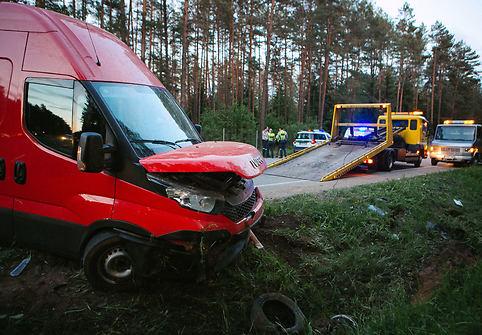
left=377, top=111, right=429, bottom=168
left=265, top=104, right=429, bottom=182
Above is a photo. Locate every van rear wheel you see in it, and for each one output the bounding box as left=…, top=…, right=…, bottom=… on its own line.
left=83, top=232, right=136, bottom=291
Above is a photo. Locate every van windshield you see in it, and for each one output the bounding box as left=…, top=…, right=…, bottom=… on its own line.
left=435, top=126, right=475, bottom=142
left=91, top=82, right=200, bottom=157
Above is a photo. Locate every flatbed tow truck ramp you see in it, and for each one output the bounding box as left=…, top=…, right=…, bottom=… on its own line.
left=266, top=103, right=394, bottom=182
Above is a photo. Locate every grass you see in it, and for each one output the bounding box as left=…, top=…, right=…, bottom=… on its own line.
left=0, top=166, right=481, bottom=334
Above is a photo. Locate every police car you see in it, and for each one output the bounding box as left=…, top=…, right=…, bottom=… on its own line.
left=293, top=130, right=331, bottom=152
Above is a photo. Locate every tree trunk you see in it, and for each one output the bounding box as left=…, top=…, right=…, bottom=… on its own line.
left=100, top=0, right=105, bottom=30
left=148, top=0, right=154, bottom=68
left=247, top=0, right=254, bottom=114
left=319, top=20, right=332, bottom=129
left=81, top=0, right=87, bottom=20
left=437, top=66, right=444, bottom=124
left=430, top=50, right=437, bottom=124
left=140, top=0, right=147, bottom=62
left=72, top=0, right=76, bottom=17
left=180, top=0, right=189, bottom=109
left=162, top=0, right=169, bottom=88
left=297, top=46, right=305, bottom=123
left=36, top=0, right=45, bottom=8
left=260, top=0, right=275, bottom=132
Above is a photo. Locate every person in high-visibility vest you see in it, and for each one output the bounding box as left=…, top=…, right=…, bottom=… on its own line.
left=261, top=127, right=269, bottom=157
left=276, top=128, right=288, bottom=158
left=267, top=128, right=276, bottom=158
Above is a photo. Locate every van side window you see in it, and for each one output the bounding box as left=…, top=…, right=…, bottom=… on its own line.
left=25, top=79, right=105, bottom=159
left=25, top=80, right=74, bottom=156
left=410, top=120, right=417, bottom=130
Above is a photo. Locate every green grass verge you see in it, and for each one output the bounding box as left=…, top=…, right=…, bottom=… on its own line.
left=0, top=166, right=481, bottom=334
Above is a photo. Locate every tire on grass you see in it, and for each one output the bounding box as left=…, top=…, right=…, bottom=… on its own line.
left=251, top=293, right=307, bottom=334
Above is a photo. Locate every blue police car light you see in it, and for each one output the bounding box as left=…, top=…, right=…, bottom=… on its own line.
left=358, top=127, right=368, bottom=132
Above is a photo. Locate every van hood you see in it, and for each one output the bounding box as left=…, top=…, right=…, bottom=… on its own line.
left=139, top=141, right=266, bottom=179
left=431, top=140, right=474, bottom=148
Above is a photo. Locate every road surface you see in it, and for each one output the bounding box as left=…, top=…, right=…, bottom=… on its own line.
left=255, top=159, right=455, bottom=200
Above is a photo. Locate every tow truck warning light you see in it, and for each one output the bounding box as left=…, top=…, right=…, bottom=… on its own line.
left=443, top=120, right=475, bottom=125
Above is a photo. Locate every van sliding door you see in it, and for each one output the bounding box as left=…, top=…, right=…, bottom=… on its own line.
left=11, top=78, right=115, bottom=257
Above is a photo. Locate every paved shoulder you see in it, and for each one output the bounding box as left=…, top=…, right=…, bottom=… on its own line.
left=255, top=159, right=454, bottom=200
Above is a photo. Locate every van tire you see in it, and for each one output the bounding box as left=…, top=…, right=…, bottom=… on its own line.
left=83, top=232, right=136, bottom=291
left=470, top=154, right=480, bottom=166
left=251, top=293, right=307, bottom=334
left=431, top=158, right=438, bottom=166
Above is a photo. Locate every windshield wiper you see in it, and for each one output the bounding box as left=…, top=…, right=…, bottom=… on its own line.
left=131, top=139, right=181, bottom=149
left=175, top=138, right=201, bottom=144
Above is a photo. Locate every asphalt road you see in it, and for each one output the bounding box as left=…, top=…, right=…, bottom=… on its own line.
left=255, top=158, right=456, bottom=200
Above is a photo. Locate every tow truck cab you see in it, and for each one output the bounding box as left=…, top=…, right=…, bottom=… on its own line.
left=430, top=120, right=481, bottom=166
left=377, top=112, right=429, bottom=167
left=0, top=3, right=266, bottom=290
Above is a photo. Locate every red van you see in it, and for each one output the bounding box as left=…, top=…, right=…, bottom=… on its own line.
left=0, top=3, right=266, bottom=290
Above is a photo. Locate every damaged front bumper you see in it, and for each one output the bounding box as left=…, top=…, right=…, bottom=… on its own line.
left=117, top=188, right=264, bottom=280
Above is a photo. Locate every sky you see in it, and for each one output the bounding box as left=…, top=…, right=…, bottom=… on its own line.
left=373, top=0, right=482, bottom=73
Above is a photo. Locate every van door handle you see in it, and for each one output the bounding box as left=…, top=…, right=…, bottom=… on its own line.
left=14, top=161, right=26, bottom=184
left=0, top=158, right=5, bottom=180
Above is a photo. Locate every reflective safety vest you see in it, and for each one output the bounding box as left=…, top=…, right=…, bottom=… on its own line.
left=276, top=130, right=287, bottom=141
left=268, top=132, right=276, bottom=142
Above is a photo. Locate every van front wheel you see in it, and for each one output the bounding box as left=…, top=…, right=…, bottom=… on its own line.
left=83, top=232, right=136, bottom=291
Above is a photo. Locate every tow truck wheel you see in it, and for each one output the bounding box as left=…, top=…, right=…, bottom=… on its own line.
left=414, top=156, right=422, bottom=168
left=378, top=151, right=394, bottom=171
left=83, top=232, right=136, bottom=291
left=431, top=158, right=438, bottom=166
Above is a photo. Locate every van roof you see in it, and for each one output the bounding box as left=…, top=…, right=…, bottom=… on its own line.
left=0, top=3, right=162, bottom=86
left=437, top=123, right=481, bottom=127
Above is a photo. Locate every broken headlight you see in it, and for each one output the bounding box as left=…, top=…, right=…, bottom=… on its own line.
left=146, top=173, right=225, bottom=213
left=166, top=188, right=221, bottom=213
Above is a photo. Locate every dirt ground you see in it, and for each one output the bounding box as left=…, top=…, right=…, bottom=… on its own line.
left=412, top=242, right=477, bottom=304
left=0, top=213, right=478, bottom=334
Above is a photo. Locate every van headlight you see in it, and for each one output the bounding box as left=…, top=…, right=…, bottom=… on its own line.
left=166, top=188, right=220, bottom=213
left=147, top=173, right=223, bottom=213
left=465, top=147, right=476, bottom=153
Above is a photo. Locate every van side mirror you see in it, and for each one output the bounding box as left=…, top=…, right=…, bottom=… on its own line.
left=194, top=124, right=202, bottom=135
left=77, top=132, right=104, bottom=173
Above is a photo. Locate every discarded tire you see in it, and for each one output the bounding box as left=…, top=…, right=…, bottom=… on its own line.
left=251, top=293, right=307, bottom=334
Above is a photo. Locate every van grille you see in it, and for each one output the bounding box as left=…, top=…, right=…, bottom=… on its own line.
left=442, top=147, right=461, bottom=154
left=222, top=190, right=257, bottom=222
